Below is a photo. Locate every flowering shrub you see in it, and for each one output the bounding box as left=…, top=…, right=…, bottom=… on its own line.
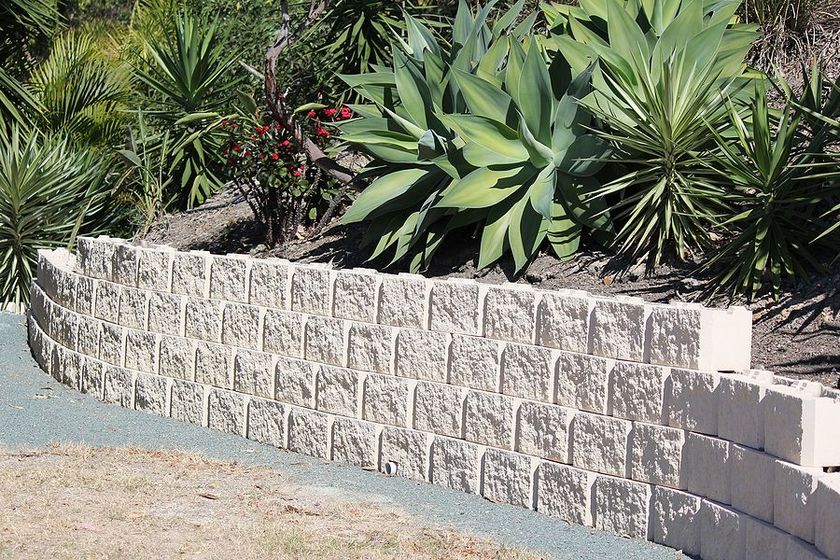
left=221, top=106, right=351, bottom=246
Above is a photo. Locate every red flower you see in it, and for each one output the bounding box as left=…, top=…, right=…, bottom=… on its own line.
left=323, top=108, right=337, bottom=117
left=270, top=152, right=280, bottom=161
left=339, top=106, right=352, bottom=120
left=274, top=122, right=283, bottom=130
left=307, top=110, right=317, bottom=119
left=281, top=140, right=291, bottom=147
left=232, top=144, right=242, bottom=152
left=315, top=127, right=331, bottom=137
left=292, top=170, right=302, bottom=177
left=258, top=153, right=265, bottom=160
left=244, top=150, right=252, bottom=157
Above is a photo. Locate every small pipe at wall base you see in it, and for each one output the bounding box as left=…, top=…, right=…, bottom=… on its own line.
left=382, top=461, right=398, bottom=476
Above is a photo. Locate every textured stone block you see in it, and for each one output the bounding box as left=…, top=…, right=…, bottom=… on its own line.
left=593, top=476, right=651, bottom=539
left=430, top=437, right=480, bottom=494
left=535, top=290, right=592, bottom=353
left=263, top=309, right=304, bottom=358
left=764, top=384, right=840, bottom=467
left=315, top=365, right=358, bottom=417
left=589, top=296, right=648, bottom=362
left=685, top=433, right=731, bottom=504
left=194, top=342, right=231, bottom=387
left=362, top=374, right=410, bottom=427
left=788, top=539, right=828, bottom=560
left=27, top=316, right=52, bottom=373
left=628, top=422, right=685, bottom=488
left=463, top=390, right=515, bottom=449
left=94, top=281, right=120, bottom=323
left=570, top=412, right=631, bottom=477
left=377, top=274, right=428, bottom=329
left=537, top=462, right=594, bottom=526
left=730, top=444, right=775, bottom=522
left=429, top=279, right=481, bottom=335
left=77, top=236, right=115, bottom=280
left=171, top=251, right=209, bottom=297
left=209, top=255, right=249, bottom=302
left=650, top=486, right=701, bottom=557
left=275, top=356, right=317, bottom=408
left=208, top=389, right=245, bottom=435
left=246, top=398, right=286, bottom=448
left=170, top=379, right=204, bottom=424
left=347, top=322, right=393, bottom=374
left=380, top=427, right=429, bottom=481
left=303, top=316, right=346, bottom=366
left=51, top=306, right=78, bottom=349
left=135, top=373, right=167, bottom=416
left=744, top=516, right=790, bottom=560
left=76, top=316, right=100, bottom=356
left=233, top=350, right=273, bottom=399
left=482, top=448, right=533, bottom=509
left=248, top=258, right=289, bottom=309
left=700, top=499, right=746, bottom=560
left=136, top=246, right=174, bottom=291
left=79, top=358, right=104, bottom=398
left=53, top=347, right=82, bottom=389
left=500, top=343, right=556, bottom=402
left=608, top=361, right=669, bottom=423
left=718, top=370, right=774, bottom=450
left=98, top=322, right=124, bottom=366
left=333, top=270, right=380, bottom=323
left=331, top=417, right=378, bottom=468
left=449, top=335, right=499, bottom=392
left=158, top=336, right=195, bottom=380
left=221, top=303, right=261, bottom=349
left=75, top=276, right=95, bottom=315
left=394, top=329, right=449, bottom=382
left=815, top=474, right=840, bottom=560
left=413, top=381, right=463, bottom=437
left=112, top=242, right=138, bottom=286
left=515, top=401, right=573, bottom=463
left=774, top=460, right=822, bottom=543
left=287, top=408, right=330, bottom=459
left=147, top=292, right=184, bottom=336
left=290, top=265, right=332, bottom=316
left=483, top=284, right=537, bottom=344
left=124, top=330, right=157, bottom=373
left=102, top=365, right=133, bottom=407
left=184, top=298, right=223, bottom=342
left=664, top=368, right=719, bottom=435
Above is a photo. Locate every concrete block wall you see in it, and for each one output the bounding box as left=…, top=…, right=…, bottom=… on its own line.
left=28, top=236, right=840, bottom=560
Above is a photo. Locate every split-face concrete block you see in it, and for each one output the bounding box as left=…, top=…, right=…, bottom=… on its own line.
left=463, top=390, right=515, bottom=449
left=136, top=246, right=174, bottom=291
left=102, top=365, right=133, bottom=407
left=112, top=242, right=138, bottom=287
left=77, top=236, right=116, bottom=280
left=158, top=336, right=195, bottom=380
left=700, top=499, right=746, bottom=560
left=221, top=303, right=261, bottom=349
left=79, top=358, right=103, bottom=398
left=94, top=281, right=120, bottom=324
left=555, top=352, right=613, bottom=415
left=124, top=330, right=157, bottom=373
left=774, top=460, right=822, bottom=543
left=664, top=368, right=719, bottom=435
left=718, top=370, right=775, bottom=450
left=315, top=365, right=359, bottom=417
left=98, top=322, right=125, bottom=366
left=246, top=397, right=286, bottom=448
left=194, top=341, right=231, bottom=387
left=589, top=296, right=648, bottom=362
left=815, top=473, right=840, bottom=560
left=449, top=335, right=499, bottom=392
left=413, top=381, right=463, bottom=438
left=147, top=292, right=184, bottom=336
left=332, top=417, right=378, bottom=468
left=75, top=276, right=95, bottom=315
left=208, top=389, right=245, bottom=435
left=685, top=433, right=731, bottom=504
left=333, top=270, right=380, bottom=323
left=27, top=316, right=52, bottom=374
left=170, top=379, right=203, bottom=425
left=483, top=284, right=537, bottom=344
left=764, top=384, right=840, bottom=467
left=650, top=486, right=701, bottom=557
left=428, top=279, right=481, bottom=336
left=135, top=373, right=167, bottom=416
left=730, top=444, right=775, bottom=522
left=290, top=264, right=332, bottom=316
left=263, top=309, right=304, bottom=358
left=303, top=316, right=346, bottom=366
left=515, top=401, right=573, bottom=463
left=53, top=346, right=82, bottom=389
left=275, top=356, right=317, bottom=408
left=347, top=322, right=393, bottom=374
left=76, top=316, right=100, bottom=357
left=628, top=422, right=685, bottom=489
left=51, top=306, right=78, bottom=349
left=500, top=343, right=556, bottom=402
left=482, top=448, right=534, bottom=509
left=744, top=516, right=790, bottom=560
left=380, top=426, right=428, bottom=481
left=118, top=287, right=148, bottom=330
left=184, top=298, right=223, bottom=342
left=171, top=251, right=209, bottom=297
left=570, top=412, right=631, bottom=477
left=430, top=437, right=480, bottom=494
left=608, top=361, right=669, bottom=423
left=209, top=255, right=249, bottom=302
left=394, top=329, right=449, bottom=382
left=287, top=407, right=330, bottom=459
left=233, top=350, right=273, bottom=399
left=248, top=258, right=289, bottom=309
left=593, top=475, right=651, bottom=539
left=377, top=274, right=428, bottom=329
left=362, top=373, right=410, bottom=427
left=535, top=290, right=592, bottom=354
left=537, top=462, right=595, bottom=526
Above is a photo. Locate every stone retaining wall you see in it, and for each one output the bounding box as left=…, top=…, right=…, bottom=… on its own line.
left=27, top=236, right=840, bottom=560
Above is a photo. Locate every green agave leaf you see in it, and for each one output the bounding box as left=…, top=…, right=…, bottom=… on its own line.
left=405, top=14, right=440, bottom=61
left=393, top=49, right=434, bottom=130
left=518, top=117, right=553, bottom=167
left=442, top=114, right=529, bottom=162
left=452, top=68, right=514, bottom=124
left=478, top=194, right=519, bottom=268
left=342, top=168, right=429, bottom=223
left=508, top=194, right=549, bottom=272
left=517, top=42, right=554, bottom=144
left=642, top=0, right=681, bottom=35
left=548, top=201, right=582, bottom=260
left=418, top=129, right=448, bottom=161
left=529, top=165, right=557, bottom=219
left=437, top=166, right=530, bottom=208
left=557, top=134, right=609, bottom=176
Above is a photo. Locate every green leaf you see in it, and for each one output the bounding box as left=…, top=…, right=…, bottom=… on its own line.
left=529, top=165, right=557, bottom=219
left=342, top=168, right=428, bottom=223
left=451, top=68, right=513, bottom=124
left=437, top=166, right=529, bottom=208
left=442, top=114, right=529, bottom=163
left=516, top=41, right=554, bottom=144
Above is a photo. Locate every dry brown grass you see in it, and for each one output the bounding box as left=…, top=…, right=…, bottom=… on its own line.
left=0, top=445, right=543, bottom=560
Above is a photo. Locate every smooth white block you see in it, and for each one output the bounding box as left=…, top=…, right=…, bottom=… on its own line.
left=730, top=444, right=775, bottom=522
left=764, top=385, right=840, bottom=467
left=815, top=473, right=840, bottom=560
left=684, top=433, right=731, bottom=504
left=718, top=370, right=775, bottom=450
left=774, top=460, right=822, bottom=543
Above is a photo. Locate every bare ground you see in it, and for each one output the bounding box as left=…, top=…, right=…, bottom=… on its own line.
left=0, top=444, right=542, bottom=560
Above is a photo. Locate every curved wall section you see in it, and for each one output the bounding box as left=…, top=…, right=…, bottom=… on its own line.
left=28, top=236, right=840, bottom=560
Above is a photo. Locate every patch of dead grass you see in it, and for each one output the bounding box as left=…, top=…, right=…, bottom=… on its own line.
left=0, top=444, right=544, bottom=560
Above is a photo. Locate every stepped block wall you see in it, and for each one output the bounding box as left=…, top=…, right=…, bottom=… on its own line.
left=27, top=236, right=840, bottom=560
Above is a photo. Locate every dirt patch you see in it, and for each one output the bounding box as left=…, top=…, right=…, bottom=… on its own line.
left=0, top=444, right=542, bottom=560
left=143, top=193, right=840, bottom=388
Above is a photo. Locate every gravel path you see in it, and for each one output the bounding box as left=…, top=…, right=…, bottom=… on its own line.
left=0, top=312, right=684, bottom=560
